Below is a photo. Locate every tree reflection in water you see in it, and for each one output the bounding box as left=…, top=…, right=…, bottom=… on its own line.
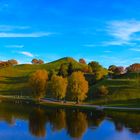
left=66, top=110, right=88, bottom=139
left=50, top=109, right=66, bottom=131
left=29, top=108, right=46, bottom=138
left=0, top=102, right=140, bottom=139
left=108, top=111, right=140, bottom=134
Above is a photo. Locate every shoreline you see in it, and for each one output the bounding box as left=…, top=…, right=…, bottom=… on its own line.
left=0, top=95, right=140, bottom=111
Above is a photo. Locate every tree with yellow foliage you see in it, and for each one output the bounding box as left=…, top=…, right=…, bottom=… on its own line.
left=49, top=75, right=67, bottom=100
left=29, top=69, right=48, bottom=100
left=67, top=71, right=88, bottom=103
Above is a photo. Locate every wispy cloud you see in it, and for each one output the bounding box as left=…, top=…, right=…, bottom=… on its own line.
left=18, top=51, right=34, bottom=57
left=129, top=48, right=140, bottom=52
left=0, top=25, right=29, bottom=31
left=105, top=20, right=140, bottom=46
left=0, top=32, right=53, bottom=38
left=5, top=45, right=24, bottom=48
left=104, top=50, right=112, bottom=53
left=83, top=44, right=97, bottom=47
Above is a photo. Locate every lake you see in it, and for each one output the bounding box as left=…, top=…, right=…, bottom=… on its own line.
left=0, top=102, right=140, bottom=140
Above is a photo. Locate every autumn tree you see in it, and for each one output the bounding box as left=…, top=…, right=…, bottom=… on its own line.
left=49, top=75, right=67, bottom=100
left=31, top=58, right=38, bottom=64
left=114, top=66, right=125, bottom=75
left=108, top=65, right=117, bottom=72
left=29, top=69, right=48, bottom=100
left=8, top=59, right=18, bottom=65
left=38, top=59, right=44, bottom=64
left=67, top=71, right=88, bottom=103
left=31, top=59, right=44, bottom=64
left=79, top=58, right=86, bottom=64
left=127, top=63, right=140, bottom=73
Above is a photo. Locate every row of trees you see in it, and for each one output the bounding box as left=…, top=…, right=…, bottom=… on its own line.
left=31, top=59, right=44, bottom=64
left=58, top=61, right=108, bottom=84
left=29, top=70, right=89, bottom=103
left=0, top=59, right=18, bottom=68
left=108, top=63, right=140, bottom=76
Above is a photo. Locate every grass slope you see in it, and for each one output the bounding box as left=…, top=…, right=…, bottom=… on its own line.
left=89, top=75, right=140, bottom=104
left=0, top=57, right=87, bottom=95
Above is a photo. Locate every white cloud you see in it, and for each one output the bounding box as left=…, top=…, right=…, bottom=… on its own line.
left=0, top=25, right=29, bottom=31
left=104, top=50, right=112, bottom=53
left=5, top=45, right=24, bottom=48
left=106, top=20, right=140, bottom=46
left=0, top=32, right=53, bottom=38
left=129, top=48, right=140, bottom=52
left=18, top=51, right=34, bottom=57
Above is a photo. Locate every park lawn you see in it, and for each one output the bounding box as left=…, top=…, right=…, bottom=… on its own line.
left=89, top=78, right=140, bottom=104
left=103, top=99, right=140, bottom=108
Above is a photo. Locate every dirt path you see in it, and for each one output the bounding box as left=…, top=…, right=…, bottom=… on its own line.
left=41, top=98, right=140, bottom=111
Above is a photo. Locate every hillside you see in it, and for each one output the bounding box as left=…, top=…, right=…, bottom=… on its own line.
left=0, top=57, right=87, bottom=95
left=89, top=75, right=140, bottom=104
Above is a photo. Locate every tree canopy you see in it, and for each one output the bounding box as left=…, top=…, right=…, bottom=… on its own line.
left=29, top=69, right=48, bottom=100
left=49, top=75, right=68, bottom=100
left=67, top=71, right=88, bottom=103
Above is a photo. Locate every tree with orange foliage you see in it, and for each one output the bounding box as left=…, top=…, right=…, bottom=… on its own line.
left=67, top=71, right=88, bottom=103
left=127, top=63, right=140, bottom=72
left=49, top=75, right=67, bottom=100
left=29, top=69, right=48, bottom=100
left=79, top=58, right=86, bottom=64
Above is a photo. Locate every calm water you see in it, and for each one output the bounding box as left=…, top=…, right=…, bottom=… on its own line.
left=0, top=102, right=140, bottom=140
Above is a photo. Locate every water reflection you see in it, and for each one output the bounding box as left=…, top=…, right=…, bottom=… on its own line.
left=29, top=109, right=46, bottom=138
left=0, top=102, right=140, bottom=140
left=66, top=111, right=87, bottom=138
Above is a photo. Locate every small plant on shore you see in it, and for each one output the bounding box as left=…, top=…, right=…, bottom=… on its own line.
left=94, top=85, right=109, bottom=98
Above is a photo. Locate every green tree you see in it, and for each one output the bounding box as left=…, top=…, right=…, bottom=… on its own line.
left=88, top=61, right=102, bottom=73
left=67, top=62, right=74, bottom=76
left=49, top=75, right=68, bottom=100
left=88, top=61, right=108, bottom=81
left=48, top=70, right=56, bottom=80
left=58, top=63, right=68, bottom=77
left=67, top=71, right=88, bottom=103
left=29, top=70, right=48, bottom=100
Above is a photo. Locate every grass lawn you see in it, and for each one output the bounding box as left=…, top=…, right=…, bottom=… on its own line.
left=89, top=77, right=140, bottom=104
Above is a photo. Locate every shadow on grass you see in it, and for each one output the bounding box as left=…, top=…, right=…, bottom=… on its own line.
left=0, top=76, right=28, bottom=84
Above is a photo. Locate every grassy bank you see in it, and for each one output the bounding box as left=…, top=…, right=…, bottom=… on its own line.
left=89, top=77, right=140, bottom=103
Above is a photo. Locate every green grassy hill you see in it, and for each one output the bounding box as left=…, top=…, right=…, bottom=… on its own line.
left=0, top=57, right=87, bottom=95
left=89, top=75, right=140, bottom=104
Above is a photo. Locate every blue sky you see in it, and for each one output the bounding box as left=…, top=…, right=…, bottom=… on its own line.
left=0, top=0, right=140, bottom=67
